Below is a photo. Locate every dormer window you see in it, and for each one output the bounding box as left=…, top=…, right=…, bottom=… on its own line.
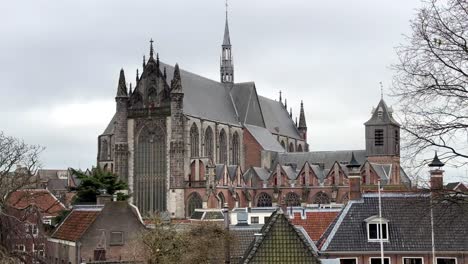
left=365, top=216, right=389, bottom=241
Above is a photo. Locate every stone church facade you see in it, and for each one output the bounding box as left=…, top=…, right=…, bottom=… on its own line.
left=97, top=12, right=410, bottom=219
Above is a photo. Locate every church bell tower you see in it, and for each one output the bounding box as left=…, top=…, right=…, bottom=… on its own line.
left=220, top=1, right=234, bottom=84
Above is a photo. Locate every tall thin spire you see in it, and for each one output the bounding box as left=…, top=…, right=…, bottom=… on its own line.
left=284, top=99, right=287, bottom=109
left=149, top=39, right=154, bottom=59
left=299, top=100, right=307, bottom=128
left=116, top=68, right=128, bottom=97
left=143, top=55, right=146, bottom=68
left=279, top=91, right=282, bottom=103
left=220, top=0, right=234, bottom=83
left=136, top=69, right=139, bottom=83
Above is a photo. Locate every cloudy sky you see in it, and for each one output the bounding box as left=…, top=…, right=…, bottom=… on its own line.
left=1, top=0, right=463, bottom=181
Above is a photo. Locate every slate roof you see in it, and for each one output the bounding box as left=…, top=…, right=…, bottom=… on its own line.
left=258, top=96, right=302, bottom=139
left=51, top=206, right=101, bottom=241
left=274, top=150, right=367, bottom=171
left=245, top=125, right=285, bottom=152
left=230, top=225, right=263, bottom=264
left=231, top=83, right=265, bottom=127
left=47, top=179, right=68, bottom=191
left=244, top=167, right=271, bottom=182
left=7, top=189, right=66, bottom=217
left=320, top=193, right=468, bottom=252
left=242, top=209, right=319, bottom=263
left=364, top=99, right=400, bottom=126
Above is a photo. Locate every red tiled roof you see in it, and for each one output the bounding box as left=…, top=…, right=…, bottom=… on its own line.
left=7, top=189, right=66, bottom=217
left=291, top=211, right=339, bottom=241
left=52, top=210, right=100, bottom=241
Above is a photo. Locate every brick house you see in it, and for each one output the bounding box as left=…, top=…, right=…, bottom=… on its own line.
left=317, top=155, right=468, bottom=264
left=5, top=189, right=66, bottom=263
left=47, top=198, right=145, bottom=264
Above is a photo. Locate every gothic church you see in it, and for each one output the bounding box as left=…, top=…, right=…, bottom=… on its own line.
left=97, top=11, right=410, bottom=218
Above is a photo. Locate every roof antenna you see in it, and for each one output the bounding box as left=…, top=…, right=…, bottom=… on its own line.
left=379, top=81, right=384, bottom=100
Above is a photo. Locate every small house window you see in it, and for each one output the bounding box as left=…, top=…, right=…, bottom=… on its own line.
left=375, top=129, right=384, bottom=146
left=437, top=258, right=457, bottom=264
left=251, top=217, right=259, bottom=224
left=110, top=231, right=124, bottom=246
left=370, top=258, right=390, bottom=264
left=403, top=258, right=423, bottom=264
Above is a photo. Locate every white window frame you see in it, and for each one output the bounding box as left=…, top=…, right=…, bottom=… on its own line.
left=250, top=216, right=259, bottom=224
left=402, top=257, right=424, bottom=264
left=369, top=257, right=391, bottom=264
left=436, top=257, right=457, bottom=264
left=14, top=244, right=26, bottom=252
left=365, top=216, right=389, bottom=242
left=339, top=257, right=359, bottom=264
left=109, top=231, right=125, bottom=246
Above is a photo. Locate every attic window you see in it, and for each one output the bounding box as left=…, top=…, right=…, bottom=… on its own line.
left=365, top=216, right=389, bottom=241
left=110, top=231, right=124, bottom=246
left=375, top=129, right=384, bottom=146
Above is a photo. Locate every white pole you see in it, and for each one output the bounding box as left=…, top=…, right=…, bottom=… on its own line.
left=378, top=180, right=385, bottom=264
left=430, top=194, right=436, bottom=264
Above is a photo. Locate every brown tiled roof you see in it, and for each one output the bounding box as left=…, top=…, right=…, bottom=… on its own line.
left=52, top=210, right=100, bottom=241
left=7, top=189, right=66, bottom=217
left=290, top=211, right=340, bottom=241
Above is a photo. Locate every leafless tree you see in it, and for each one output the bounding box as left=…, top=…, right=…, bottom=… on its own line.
left=392, top=0, right=468, bottom=172
left=0, top=131, right=44, bottom=263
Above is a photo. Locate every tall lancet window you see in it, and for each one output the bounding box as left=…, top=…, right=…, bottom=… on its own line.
left=205, top=127, right=214, bottom=161
left=190, top=123, right=199, bottom=158
left=134, top=124, right=167, bottom=215
left=219, top=129, right=227, bottom=164
left=231, top=132, right=240, bottom=165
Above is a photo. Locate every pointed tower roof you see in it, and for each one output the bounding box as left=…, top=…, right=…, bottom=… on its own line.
left=116, top=69, right=128, bottom=97
left=365, top=99, right=400, bottom=126
left=222, top=2, right=231, bottom=46
left=347, top=152, right=361, bottom=169
left=170, top=63, right=183, bottom=93
left=429, top=151, right=445, bottom=168
left=298, top=100, right=307, bottom=128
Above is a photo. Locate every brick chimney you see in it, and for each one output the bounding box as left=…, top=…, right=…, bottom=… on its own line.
left=347, top=152, right=362, bottom=200
left=222, top=203, right=231, bottom=264
left=428, top=152, right=444, bottom=191
left=96, top=189, right=112, bottom=205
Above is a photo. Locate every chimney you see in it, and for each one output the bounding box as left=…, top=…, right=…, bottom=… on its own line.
left=96, top=189, right=112, bottom=205
left=428, top=152, right=444, bottom=191
left=347, top=152, right=362, bottom=200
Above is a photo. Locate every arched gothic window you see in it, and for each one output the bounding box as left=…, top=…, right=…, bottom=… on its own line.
left=100, top=138, right=108, bottom=160
left=289, top=142, right=295, bottom=152
left=257, top=192, right=272, bottom=207
left=219, top=129, right=227, bottom=164
left=190, top=123, right=199, bottom=157
left=314, top=192, right=330, bottom=205
left=135, top=124, right=167, bottom=215
left=297, top=144, right=303, bottom=152
left=187, top=192, right=203, bottom=217
left=218, top=192, right=225, bottom=208
left=280, top=140, right=286, bottom=149
left=285, top=192, right=301, bottom=206
left=231, top=132, right=240, bottom=165
left=204, top=127, right=214, bottom=161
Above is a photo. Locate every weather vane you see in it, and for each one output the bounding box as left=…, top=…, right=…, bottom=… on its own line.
left=379, top=81, right=384, bottom=99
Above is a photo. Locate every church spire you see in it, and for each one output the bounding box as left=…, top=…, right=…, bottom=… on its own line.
left=116, top=68, right=128, bottom=97
left=149, top=39, right=154, bottom=59
left=171, top=63, right=183, bottom=93
left=298, top=100, right=307, bottom=128
left=220, top=0, right=234, bottom=84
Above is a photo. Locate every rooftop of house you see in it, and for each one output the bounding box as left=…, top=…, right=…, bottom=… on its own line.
left=7, top=189, right=66, bottom=217
left=319, top=193, right=468, bottom=252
